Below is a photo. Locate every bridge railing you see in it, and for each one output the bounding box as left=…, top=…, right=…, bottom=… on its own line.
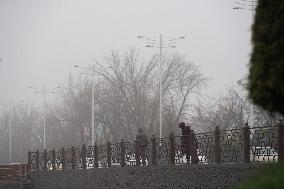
left=27, top=121, right=284, bottom=172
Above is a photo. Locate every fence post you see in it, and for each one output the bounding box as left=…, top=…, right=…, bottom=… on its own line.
left=169, top=133, right=175, bottom=165
left=94, top=143, right=99, bottom=168
left=36, top=150, right=40, bottom=173
left=278, top=120, right=284, bottom=163
left=43, top=149, right=47, bottom=170
left=28, top=150, right=32, bottom=172
left=120, top=139, right=126, bottom=167
left=107, top=142, right=112, bottom=167
left=151, top=135, right=157, bottom=165
left=61, top=147, right=66, bottom=170
left=135, top=137, right=141, bottom=166
left=215, top=126, right=221, bottom=164
left=71, top=146, right=76, bottom=169
left=243, top=123, right=250, bottom=163
left=82, top=144, right=87, bottom=169
left=52, top=149, right=56, bottom=170
left=191, top=131, right=198, bottom=164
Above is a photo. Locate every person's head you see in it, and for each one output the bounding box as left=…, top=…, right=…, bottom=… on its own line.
left=179, top=122, right=185, bottom=130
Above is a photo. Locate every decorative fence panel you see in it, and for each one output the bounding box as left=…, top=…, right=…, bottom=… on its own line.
left=220, top=129, right=244, bottom=163
left=196, top=132, right=215, bottom=164
left=28, top=152, right=37, bottom=171
left=28, top=122, right=284, bottom=172
left=74, top=147, right=82, bottom=169
left=110, top=143, right=121, bottom=166
left=47, top=151, right=52, bottom=170
left=173, top=136, right=188, bottom=164
left=250, top=126, right=279, bottom=162
left=65, top=148, right=73, bottom=169
left=55, top=150, right=62, bottom=170
left=145, top=139, right=153, bottom=166
left=39, top=152, right=45, bottom=170
left=86, top=146, right=96, bottom=168
left=97, top=145, right=108, bottom=168
left=156, top=137, right=171, bottom=165
left=124, top=141, right=136, bottom=166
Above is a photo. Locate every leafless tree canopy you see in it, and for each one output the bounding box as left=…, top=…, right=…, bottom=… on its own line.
left=189, top=86, right=280, bottom=132
left=51, top=49, right=206, bottom=145
left=0, top=49, right=208, bottom=163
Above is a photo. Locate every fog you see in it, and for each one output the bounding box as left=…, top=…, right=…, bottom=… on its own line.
left=0, top=0, right=252, bottom=104
left=0, top=0, right=258, bottom=164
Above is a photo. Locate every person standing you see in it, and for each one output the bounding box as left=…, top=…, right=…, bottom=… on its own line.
left=136, top=128, right=148, bottom=166
left=179, top=122, right=198, bottom=163
left=179, top=122, right=191, bottom=162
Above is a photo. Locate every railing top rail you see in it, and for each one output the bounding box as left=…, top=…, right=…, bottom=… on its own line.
left=221, top=128, right=243, bottom=132
left=250, top=125, right=279, bottom=130
left=123, top=141, right=134, bottom=144
left=64, top=147, right=80, bottom=151
left=195, top=131, right=215, bottom=135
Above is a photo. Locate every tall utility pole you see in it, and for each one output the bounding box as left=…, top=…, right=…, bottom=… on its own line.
left=43, top=86, right=46, bottom=149
left=9, top=101, right=12, bottom=163
left=1, top=101, right=14, bottom=163
left=91, top=74, right=95, bottom=146
left=159, top=34, right=163, bottom=139
left=28, top=85, right=59, bottom=149
left=138, top=34, right=185, bottom=138
left=1, top=100, right=24, bottom=163
left=74, top=64, right=96, bottom=146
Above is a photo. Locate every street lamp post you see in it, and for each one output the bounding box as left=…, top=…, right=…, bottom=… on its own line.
left=9, top=101, right=12, bottom=163
left=1, top=101, right=14, bottom=164
left=91, top=74, right=95, bottom=146
left=74, top=64, right=96, bottom=146
left=1, top=100, right=24, bottom=163
left=28, top=85, right=59, bottom=149
left=137, top=34, right=185, bottom=138
left=159, top=35, right=163, bottom=139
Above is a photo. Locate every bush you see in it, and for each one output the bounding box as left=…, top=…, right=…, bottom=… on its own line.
left=235, top=164, right=284, bottom=189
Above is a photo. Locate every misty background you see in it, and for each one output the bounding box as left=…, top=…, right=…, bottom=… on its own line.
left=0, top=0, right=262, bottom=164
left=0, top=0, right=252, bottom=103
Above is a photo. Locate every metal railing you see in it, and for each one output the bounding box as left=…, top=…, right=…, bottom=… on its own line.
left=28, top=121, right=284, bottom=172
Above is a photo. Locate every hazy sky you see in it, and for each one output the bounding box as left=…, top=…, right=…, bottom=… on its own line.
left=0, top=0, right=253, bottom=105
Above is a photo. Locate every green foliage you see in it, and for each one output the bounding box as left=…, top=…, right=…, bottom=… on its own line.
left=235, top=164, right=284, bottom=189
left=249, top=0, right=284, bottom=115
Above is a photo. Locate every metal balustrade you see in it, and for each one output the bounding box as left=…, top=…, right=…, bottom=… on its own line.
left=27, top=122, right=284, bottom=172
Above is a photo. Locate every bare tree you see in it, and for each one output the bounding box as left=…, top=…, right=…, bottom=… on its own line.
left=190, top=85, right=280, bottom=132
left=162, top=54, right=206, bottom=135
left=94, top=49, right=206, bottom=139
left=50, top=74, right=97, bottom=147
